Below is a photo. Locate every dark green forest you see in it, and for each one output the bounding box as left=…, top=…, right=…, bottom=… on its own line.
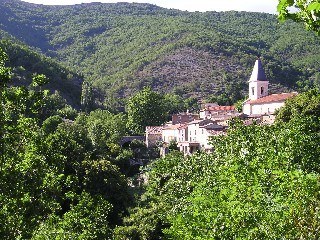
left=0, top=0, right=320, bottom=109
left=1, top=0, right=320, bottom=239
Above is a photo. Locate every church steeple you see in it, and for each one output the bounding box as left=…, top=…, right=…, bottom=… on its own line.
left=249, top=58, right=267, bottom=82
left=248, top=59, right=269, bottom=100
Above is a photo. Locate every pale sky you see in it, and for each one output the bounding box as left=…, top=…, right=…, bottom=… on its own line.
left=23, top=0, right=279, bottom=14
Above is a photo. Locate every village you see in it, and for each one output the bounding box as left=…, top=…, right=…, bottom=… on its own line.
left=146, top=59, right=298, bottom=155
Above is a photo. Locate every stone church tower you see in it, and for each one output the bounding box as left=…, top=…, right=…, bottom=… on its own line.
left=248, top=59, right=269, bottom=100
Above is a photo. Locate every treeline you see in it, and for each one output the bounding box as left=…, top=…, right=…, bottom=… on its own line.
left=0, top=0, right=320, bottom=110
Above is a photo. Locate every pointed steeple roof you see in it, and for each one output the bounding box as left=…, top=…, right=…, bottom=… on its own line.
left=249, top=59, right=267, bottom=82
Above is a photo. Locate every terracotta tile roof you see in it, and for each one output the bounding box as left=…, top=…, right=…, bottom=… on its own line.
left=163, top=124, right=187, bottom=130
left=247, top=92, right=297, bottom=104
left=188, top=119, right=215, bottom=126
left=207, top=130, right=227, bottom=136
left=205, top=106, right=235, bottom=111
left=188, top=119, right=205, bottom=125
left=202, top=123, right=225, bottom=130
left=177, top=124, right=188, bottom=130
left=146, top=126, right=164, bottom=135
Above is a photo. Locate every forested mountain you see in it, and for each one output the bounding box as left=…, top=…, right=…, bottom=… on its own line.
left=0, top=39, right=83, bottom=107
left=0, top=0, right=319, bottom=109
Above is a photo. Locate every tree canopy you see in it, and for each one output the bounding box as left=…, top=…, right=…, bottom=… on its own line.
left=276, top=89, right=320, bottom=124
left=277, top=0, right=320, bottom=34
left=0, top=47, right=133, bottom=238
left=126, top=87, right=168, bottom=134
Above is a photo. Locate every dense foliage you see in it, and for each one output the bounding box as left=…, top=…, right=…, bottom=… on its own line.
left=276, top=88, right=320, bottom=123
left=0, top=0, right=320, bottom=109
left=0, top=48, right=139, bottom=238
left=126, top=87, right=168, bottom=135
left=278, top=0, right=320, bottom=34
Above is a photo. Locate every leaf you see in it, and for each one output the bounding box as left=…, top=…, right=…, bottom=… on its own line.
left=307, top=2, right=320, bottom=11
left=277, top=0, right=294, bottom=11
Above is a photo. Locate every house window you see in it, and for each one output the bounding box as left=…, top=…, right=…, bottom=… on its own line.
left=251, top=87, right=254, bottom=96
left=190, top=137, right=192, bottom=142
left=261, top=86, right=264, bottom=95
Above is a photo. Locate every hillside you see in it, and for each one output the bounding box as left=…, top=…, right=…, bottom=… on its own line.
left=0, top=39, right=83, bottom=107
left=0, top=0, right=319, bottom=109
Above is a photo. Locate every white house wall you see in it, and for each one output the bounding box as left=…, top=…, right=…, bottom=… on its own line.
left=187, top=124, right=213, bottom=150
left=162, top=129, right=179, bottom=143
left=243, top=103, right=251, bottom=115
left=178, top=128, right=188, bottom=142
left=251, top=102, right=284, bottom=115
left=244, top=101, right=285, bottom=115
left=187, top=124, right=198, bottom=142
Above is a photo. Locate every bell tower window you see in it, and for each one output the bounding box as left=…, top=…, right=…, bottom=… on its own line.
left=261, top=86, right=264, bottom=95
left=251, top=87, right=254, bottom=96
